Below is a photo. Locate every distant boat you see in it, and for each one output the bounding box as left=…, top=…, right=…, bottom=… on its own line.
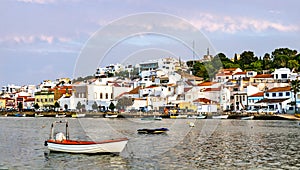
left=35, top=113, right=44, bottom=117
left=137, top=128, right=169, bottom=134
left=44, top=120, right=128, bottom=154
left=212, top=115, right=229, bottom=119
left=240, top=116, right=254, bottom=120
left=187, top=115, right=206, bottom=119
left=71, top=113, right=86, bottom=118
left=15, top=113, right=26, bottom=117
left=105, top=114, right=118, bottom=118
left=55, top=114, right=66, bottom=118
left=141, top=116, right=162, bottom=121
left=170, top=114, right=188, bottom=119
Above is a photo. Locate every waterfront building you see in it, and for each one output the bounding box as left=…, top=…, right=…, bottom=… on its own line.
left=256, top=86, right=292, bottom=113
left=247, top=92, right=264, bottom=110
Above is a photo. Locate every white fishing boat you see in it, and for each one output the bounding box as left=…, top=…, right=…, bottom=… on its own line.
left=212, top=115, right=229, bottom=119
left=170, top=114, right=188, bottom=119
left=71, top=113, right=86, bottom=118
left=35, top=113, right=44, bottom=117
left=241, top=116, right=254, bottom=120
left=105, top=114, right=118, bottom=118
left=55, top=114, right=66, bottom=118
left=44, top=120, right=128, bottom=154
left=187, top=115, right=206, bottom=119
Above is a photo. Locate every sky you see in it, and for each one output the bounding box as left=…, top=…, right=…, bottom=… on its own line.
left=1, top=0, right=300, bottom=86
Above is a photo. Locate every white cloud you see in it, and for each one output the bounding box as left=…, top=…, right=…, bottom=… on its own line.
left=0, top=35, right=71, bottom=44
left=17, top=0, right=56, bottom=4
left=190, top=13, right=298, bottom=33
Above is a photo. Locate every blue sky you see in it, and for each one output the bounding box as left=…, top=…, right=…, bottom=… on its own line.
left=1, top=0, right=299, bottom=86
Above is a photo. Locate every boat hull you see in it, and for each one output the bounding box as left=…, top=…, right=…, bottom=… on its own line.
left=137, top=128, right=169, bottom=134
left=46, top=138, right=128, bottom=154
left=212, top=115, right=229, bottom=119
left=241, top=116, right=254, bottom=120
left=71, top=114, right=86, bottom=118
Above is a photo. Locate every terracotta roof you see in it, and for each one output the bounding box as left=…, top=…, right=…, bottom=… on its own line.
left=128, top=86, right=141, bottom=94
left=202, top=87, right=221, bottom=92
left=253, top=74, right=273, bottom=78
left=197, top=81, right=216, bottom=86
left=267, top=86, right=291, bottom=92
left=145, top=85, right=158, bottom=88
left=184, top=87, right=192, bottom=92
left=193, top=98, right=211, bottom=103
left=185, top=81, right=194, bottom=86
left=256, top=98, right=289, bottom=104
left=234, top=72, right=247, bottom=75
left=249, top=92, right=264, bottom=97
left=25, top=98, right=35, bottom=102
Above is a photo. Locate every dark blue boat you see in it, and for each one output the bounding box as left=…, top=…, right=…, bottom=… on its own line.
left=137, top=128, right=169, bottom=134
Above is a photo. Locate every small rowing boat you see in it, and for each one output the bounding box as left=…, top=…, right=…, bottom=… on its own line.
left=44, top=120, right=128, bottom=154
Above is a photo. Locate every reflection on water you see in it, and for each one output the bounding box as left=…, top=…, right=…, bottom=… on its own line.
left=0, top=117, right=299, bottom=169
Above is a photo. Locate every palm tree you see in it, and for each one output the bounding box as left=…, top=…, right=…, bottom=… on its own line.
left=291, top=79, right=300, bottom=113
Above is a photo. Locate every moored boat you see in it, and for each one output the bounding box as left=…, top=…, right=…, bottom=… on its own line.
left=187, top=115, right=206, bottom=119
left=105, top=114, right=118, bottom=118
left=240, top=116, right=254, bottom=120
left=212, top=115, right=229, bottom=119
left=137, top=128, right=169, bottom=134
left=71, top=113, right=86, bottom=118
left=35, top=113, right=44, bottom=117
left=141, top=116, right=162, bottom=121
left=170, top=114, right=188, bottom=119
left=55, top=114, right=66, bottom=118
left=44, top=120, right=128, bottom=154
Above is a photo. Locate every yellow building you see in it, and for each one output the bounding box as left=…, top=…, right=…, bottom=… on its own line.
left=179, top=102, right=197, bottom=112
left=35, top=90, right=55, bottom=108
left=0, top=99, right=6, bottom=109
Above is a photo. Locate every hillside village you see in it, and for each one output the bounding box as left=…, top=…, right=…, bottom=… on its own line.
left=1, top=56, right=300, bottom=115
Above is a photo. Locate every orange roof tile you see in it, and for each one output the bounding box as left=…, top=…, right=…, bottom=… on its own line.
left=249, top=92, right=264, bottom=97
left=234, top=72, right=247, bottom=75
left=253, top=74, right=273, bottom=78
left=128, top=86, right=141, bottom=94
left=197, top=81, right=217, bottom=86
left=267, top=86, right=291, bottom=92
left=193, top=98, right=212, bottom=103
left=202, top=87, right=221, bottom=92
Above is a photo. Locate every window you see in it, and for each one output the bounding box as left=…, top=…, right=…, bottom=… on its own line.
left=272, top=93, right=276, bottom=97
left=242, top=96, right=245, bottom=101
left=100, top=93, right=103, bottom=99
left=281, top=74, right=287, bottom=78
left=111, top=93, right=113, bottom=99
left=286, top=92, right=290, bottom=96
left=168, top=87, right=171, bottom=91
left=279, top=92, right=283, bottom=97
left=266, top=93, right=269, bottom=97
left=105, top=93, right=108, bottom=99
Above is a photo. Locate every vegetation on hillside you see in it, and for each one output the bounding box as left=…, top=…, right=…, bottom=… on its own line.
left=191, top=48, right=299, bottom=80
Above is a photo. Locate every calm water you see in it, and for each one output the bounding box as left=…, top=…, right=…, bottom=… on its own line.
left=0, top=117, right=299, bottom=169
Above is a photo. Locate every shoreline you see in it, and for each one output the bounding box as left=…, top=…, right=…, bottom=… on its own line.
left=1, top=111, right=299, bottom=120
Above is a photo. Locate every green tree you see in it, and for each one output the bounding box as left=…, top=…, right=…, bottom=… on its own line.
left=109, top=102, right=116, bottom=112
left=116, top=97, right=133, bottom=110
left=288, top=60, right=299, bottom=72
left=238, top=51, right=258, bottom=70
left=18, top=102, right=23, bottom=112
left=76, top=102, right=82, bottom=110
left=250, top=60, right=263, bottom=72
left=54, top=101, right=60, bottom=111
left=64, top=104, right=68, bottom=111
left=262, top=53, right=272, bottom=70
left=291, top=80, right=300, bottom=113
left=92, top=101, right=98, bottom=111
left=34, top=103, right=39, bottom=110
